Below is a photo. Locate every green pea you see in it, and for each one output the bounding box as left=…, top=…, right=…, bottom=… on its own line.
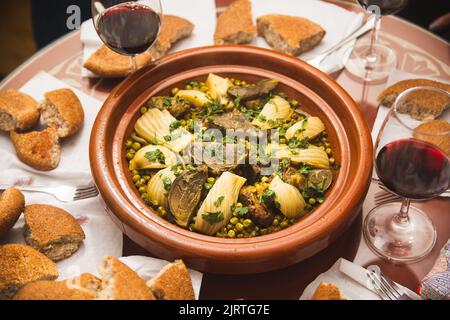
left=329, top=157, right=336, bottom=164
left=227, top=230, right=236, bottom=238
left=126, top=152, right=134, bottom=160
left=132, top=175, right=141, bottom=183
left=272, top=219, right=279, bottom=226
left=125, top=140, right=133, bottom=148
left=139, top=178, right=146, bottom=186
left=237, top=233, right=244, bottom=238
left=143, top=175, right=151, bottom=182
left=309, top=198, right=317, bottom=205
left=290, top=99, right=299, bottom=107
left=185, top=85, right=193, bottom=90
left=135, top=181, right=143, bottom=188
left=230, top=217, right=239, bottom=225
left=138, top=186, right=147, bottom=194
left=140, top=107, right=148, bottom=114
left=243, top=219, right=252, bottom=228
left=132, top=170, right=139, bottom=176
left=171, top=87, right=180, bottom=95
left=157, top=206, right=167, bottom=217
left=236, top=223, right=244, bottom=232
left=325, top=148, right=332, bottom=155
left=280, top=221, right=289, bottom=228
left=128, top=148, right=136, bottom=154
left=227, top=224, right=233, bottom=230
left=132, top=142, right=141, bottom=151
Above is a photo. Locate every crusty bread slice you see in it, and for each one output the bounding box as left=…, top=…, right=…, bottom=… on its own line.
left=0, top=188, right=25, bottom=238
left=97, top=256, right=156, bottom=300
left=14, top=273, right=102, bottom=300
left=311, top=282, right=345, bottom=300
left=146, top=260, right=195, bottom=300
left=0, top=243, right=58, bottom=300
left=148, top=15, right=194, bottom=60
left=214, top=0, right=256, bottom=45
left=84, top=15, right=194, bottom=77
left=24, top=204, right=85, bottom=262
left=413, top=120, right=450, bottom=155
left=378, top=79, right=450, bottom=120
left=10, top=127, right=61, bottom=171
left=257, top=14, right=325, bottom=56
left=40, top=88, right=84, bottom=138
left=0, top=89, right=40, bottom=132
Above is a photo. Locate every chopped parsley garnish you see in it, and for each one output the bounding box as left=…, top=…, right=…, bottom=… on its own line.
left=163, top=97, right=172, bottom=107
left=202, top=211, right=224, bottom=224
left=260, top=189, right=275, bottom=203
left=144, top=149, right=166, bottom=164
left=288, top=137, right=309, bottom=149
left=298, top=165, right=312, bottom=175
left=163, top=135, right=172, bottom=142
left=162, top=177, right=172, bottom=191
left=214, top=196, right=225, bottom=208
left=257, top=114, right=267, bottom=122
left=234, top=206, right=249, bottom=217
left=331, top=162, right=342, bottom=170
left=169, top=120, right=182, bottom=132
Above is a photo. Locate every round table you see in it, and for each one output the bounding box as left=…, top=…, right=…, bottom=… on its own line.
left=1, top=0, right=449, bottom=300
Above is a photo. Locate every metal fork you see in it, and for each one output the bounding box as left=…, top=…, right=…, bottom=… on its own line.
left=0, top=184, right=99, bottom=202
left=374, top=180, right=450, bottom=206
left=367, top=265, right=416, bottom=300
left=307, top=15, right=375, bottom=69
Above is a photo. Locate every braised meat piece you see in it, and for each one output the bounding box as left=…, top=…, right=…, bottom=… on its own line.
left=239, top=186, right=274, bottom=227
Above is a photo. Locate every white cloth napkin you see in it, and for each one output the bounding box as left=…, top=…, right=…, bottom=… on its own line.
left=120, top=256, right=203, bottom=300
left=251, top=0, right=365, bottom=74
left=299, top=258, right=421, bottom=300
left=80, top=0, right=217, bottom=77
left=0, top=71, right=123, bottom=280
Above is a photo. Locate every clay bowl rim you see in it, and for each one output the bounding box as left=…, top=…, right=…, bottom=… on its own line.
left=90, top=45, right=373, bottom=261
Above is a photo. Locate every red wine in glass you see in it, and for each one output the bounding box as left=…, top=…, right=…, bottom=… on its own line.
left=376, top=138, right=450, bottom=200
left=96, top=2, right=161, bottom=55
left=357, top=0, right=409, bottom=15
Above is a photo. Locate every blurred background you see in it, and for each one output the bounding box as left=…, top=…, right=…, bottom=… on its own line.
left=0, top=0, right=448, bottom=80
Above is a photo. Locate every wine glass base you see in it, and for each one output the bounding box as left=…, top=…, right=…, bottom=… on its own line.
left=363, top=202, right=437, bottom=264
left=345, top=41, right=397, bottom=82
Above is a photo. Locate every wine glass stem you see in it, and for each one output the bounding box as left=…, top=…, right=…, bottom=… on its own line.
left=365, top=13, right=382, bottom=70
left=130, top=55, right=137, bottom=73
left=395, top=198, right=411, bottom=224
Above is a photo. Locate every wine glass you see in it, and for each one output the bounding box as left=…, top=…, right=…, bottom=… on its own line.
left=345, top=0, right=409, bottom=81
left=91, top=0, right=163, bottom=73
left=364, top=86, right=450, bottom=263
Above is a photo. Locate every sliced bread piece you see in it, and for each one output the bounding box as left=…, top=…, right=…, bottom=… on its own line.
left=10, top=127, right=61, bottom=171
left=97, top=256, right=156, bottom=300
left=24, top=204, right=85, bottom=262
left=0, top=188, right=25, bottom=238
left=14, top=273, right=102, bottom=300
left=257, top=14, right=326, bottom=56
left=378, top=79, right=450, bottom=120
left=413, top=120, right=450, bottom=155
left=148, top=15, right=194, bottom=60
left=311, top=282, right=345, bottom=300
left=40, top=88, right=84, bottom=138
left=0, top=89, right=40, bottom=132
left=0, top=243, right=58, bottom=300
left=84, top=15, right=194, bottom=77
left=214, top=0, right=256, bottom=45
left=146, top=260, right=195, bottom=300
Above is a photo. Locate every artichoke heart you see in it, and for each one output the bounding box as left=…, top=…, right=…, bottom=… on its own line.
left=285, top=117, right=325, bottom=140
left=168, top=166, right=208, bottom=228
left=252, top=96, right=293, bottom=129
left=129, top=145, right=179, bottom=170
left=269, top=175, right=306, bottom=219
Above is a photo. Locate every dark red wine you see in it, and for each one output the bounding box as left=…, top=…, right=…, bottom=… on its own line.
left=96, top=2, right=161, bottom=55
left=376, top=139, right=450, bottom=199
left=358, top=0, right=409, bottom=15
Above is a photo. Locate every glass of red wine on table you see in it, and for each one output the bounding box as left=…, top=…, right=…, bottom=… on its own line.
left=364, top=87, right=450, bottom=263
left=345, top=0, right=409, bottom=81
left=91, top=0, right=163, bottom=73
